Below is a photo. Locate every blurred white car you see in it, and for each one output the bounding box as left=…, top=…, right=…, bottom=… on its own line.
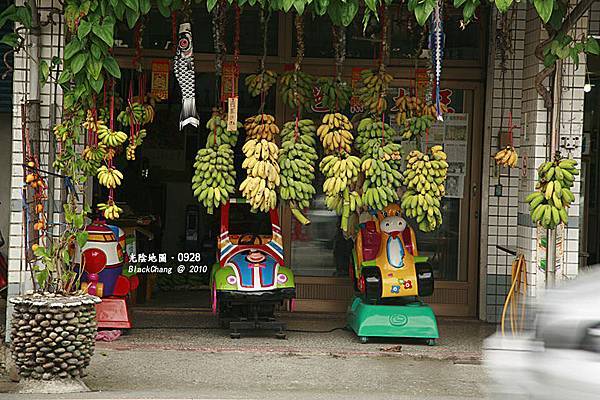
left=485, top=268, right=600, bottom=400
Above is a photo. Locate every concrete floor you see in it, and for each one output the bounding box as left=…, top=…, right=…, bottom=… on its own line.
left=1, top=309, right=495, bottom=399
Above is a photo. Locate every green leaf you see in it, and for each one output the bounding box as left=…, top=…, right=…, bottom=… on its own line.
left=36, top=268, right=49, bottom=289
left=364, top=0, right=378, bottom=12
left=62, top=248, right=71, bottom=264
left=63, top=93, right=75, bottom=110
left=51, top=56, right=61, bottom=65
left=282, top=0, right=294, bottom=12
left=126, top=7, right=140, bottom=29
left=89, top=74, right=105, bottom=94
left=157, top=0, right=171, bottom=17
left=0, top=5, right=16, bottom=29
left=453, top=0, right=467, bottom=8
left=414, top=0, right=435, bottom=26
left=15, top=5, right=32, bottom=29
left=79, top=1, right=91, bottom=15
left=585, top=37, right=600, bottom=55
left=555, top=44, right=570, bottom=59
left=103, top=56, right=121, bottom=78
left=569, top=47, right=579, bottom=68
left=92, top=22, right=114, bottom=46
left=58, top=68, right=72, bottom=85
left=140, top=0, right=152, bottom=14
left=75, top=231, right=89, bottom=248
left=71, top=52, right=88, bottom=74
left=87, top=57, right=103, bottom=80
left=495, top=0, right=512, bottom=13
left=293, top=0, right=305, bottom=14
left=543, top=52, right=557, bottom=67
left=63, top=38, right=82, bottom=60
left=533, top=0, right=553, bottom=24
left=314, top=0, right=329, bottom=16
left=123, top=0, right=139, bottom=12
left=91, top=43, right=103, bottom=60
left=77, top=19, right=92, bottom=40
left=39, top=60, right=49, bottom=86
left=74, top=83, right=86, bottom=100
left=33, top=245, right=47, bottom=257
left=114, top=2, right=126, bottom=19
left=463, top=0, right=479, bottom=22
left=207, top=0, right=218, bottom=11
left=0, top=32, right=20, bottom=48
left=73, top=213, right=85, bottom=230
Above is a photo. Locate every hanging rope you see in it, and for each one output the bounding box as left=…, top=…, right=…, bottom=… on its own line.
left=258, top=7, right=271, bottom=116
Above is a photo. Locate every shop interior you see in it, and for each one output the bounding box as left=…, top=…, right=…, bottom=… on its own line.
left=93, top=4, right=486, bottom=316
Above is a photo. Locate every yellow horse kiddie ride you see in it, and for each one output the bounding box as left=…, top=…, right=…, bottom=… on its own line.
left=347, top=204, right=439, bottom=344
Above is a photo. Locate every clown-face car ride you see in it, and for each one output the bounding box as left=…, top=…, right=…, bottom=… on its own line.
left=347, top=204, right=438, bottom=344
left=75, top=221, right=139, bottom=329
left=210, top=199, right=295, bottom=338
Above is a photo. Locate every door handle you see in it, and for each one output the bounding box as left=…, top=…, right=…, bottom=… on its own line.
left=472, top=184, right=478, bottom=198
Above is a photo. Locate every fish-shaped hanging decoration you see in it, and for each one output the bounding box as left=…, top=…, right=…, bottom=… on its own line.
left=429, top=0, right=445, bottom=121
left=174, top=22, right=199, bottom=130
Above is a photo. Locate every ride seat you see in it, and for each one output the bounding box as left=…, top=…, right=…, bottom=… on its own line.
left=361, top=221, right=381, bottom=261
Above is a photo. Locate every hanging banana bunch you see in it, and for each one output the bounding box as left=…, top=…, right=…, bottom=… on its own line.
left=317, top=77, right=352, bottom=111
left=320, top=154, right=362, bottom=232
left=279, top=120, right=318, bottom=224
left=240, top=114, right=281, bottom=212
left=494, top=145, right=519, bottom=168
left=526, top=157, right=578, bottom=229
left=280, top=71, right=314, bottom=111
left=317, top=112, right=354, bottom=154
left=356, top=69, right=393, bottom=115
left=395, top=95, right=446, bottom=140
left=97, top=201, right=124, bottom=220
left=355, top=117, right=403, bottom=211
left=191, top=112, right=240, bottom=214
left=401, top=145, right=448, bottom=232
left=245, top=70, right=278, bottom=97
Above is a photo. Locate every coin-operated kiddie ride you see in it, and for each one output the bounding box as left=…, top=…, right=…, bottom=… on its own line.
left=210, top=199, right=295, bottom=339
left=75, top=221, right=139, bottom=329
left=348, top=204, right=438, bottom=344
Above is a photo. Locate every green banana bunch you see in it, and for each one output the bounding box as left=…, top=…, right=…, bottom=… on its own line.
left=527, top=157, right=578, bottom=229
left=316, top=77, right=352, bottom=111
left=245, top=70, right=278, bottom=97
left=279, top=120, right=319, bottom=225
left=192, top=112, right=241, bottom=214
left=320, top=153, right=362, bottom=232
left=400, top=114, right=434, bottom=140
left=192, top=144, right=236, bottom=214
left=356, top=69, right=393, bottom=115
left=117, top=102, right=155, bottom=126
left=205, top=113, right=242, bottom=148
left=401, top=145, right=448, bottom=232
left=239, top=137, right=281, bottom=212
left=355, top=117, right=398, bottom=156
left=279, top=71, right=315, bottom=112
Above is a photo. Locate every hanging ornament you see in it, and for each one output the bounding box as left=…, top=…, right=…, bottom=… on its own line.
left=429, top=0, right=444, bottom=121
left=173, top=22, right=200, bottom=130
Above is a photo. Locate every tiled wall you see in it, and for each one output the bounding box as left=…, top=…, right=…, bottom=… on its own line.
left=483, top=2, right=590, bottom=322
left=482, top=5, right=527, bottom=323
left=5, top=0, right=64, bottom=337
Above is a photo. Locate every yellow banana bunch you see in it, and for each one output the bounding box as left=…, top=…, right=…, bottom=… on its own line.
left=318, top=113, right=353, bottom=154
left=527, top=157, right=578, bottom=229
left=192, top=144, right=237, bottom=214
left=494, top=146, right=519, bottom=168
left=97, top=165, right=124, bottom=189
left=395, top=95, right=447, bottom=127
left=401, top=145, right=448, bottom=232
left=125, top=144, right=137, bottom=161
left=279, top=120, right=319, bottom=225
left=245, top=70, right=278, bottom=97
left=240, top=123, right=281, bottom=212
left=82, top=143, right=107, bottom=163
left=244, top=114, right=280, bottom=141
left=316, top=77, right=352, bottom=111
left=82, top=110, right=107, bottom=133
left=320, top=153, right=362, bottom=232
left=98, top=125, right=128, bottom=147
left=52, top=123, right=72, bottom=142
left=97, top=201, right=123, bottom=220
left=356, top=69, right=393, bottom=115
left=279, top=71, right=315, bottom=112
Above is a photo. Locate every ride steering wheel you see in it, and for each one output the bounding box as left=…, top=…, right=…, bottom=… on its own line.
left=238, top=234, right=261, bottom=245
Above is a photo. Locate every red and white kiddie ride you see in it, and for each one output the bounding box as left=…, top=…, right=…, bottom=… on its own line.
left=75, top=221, right=139, bottom=329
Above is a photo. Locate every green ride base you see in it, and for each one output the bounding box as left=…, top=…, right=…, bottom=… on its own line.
left=347, top=296, right=439, bottom=345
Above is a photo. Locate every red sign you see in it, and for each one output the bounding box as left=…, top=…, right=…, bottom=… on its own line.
left=151, top=60, right=170, bottom=101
